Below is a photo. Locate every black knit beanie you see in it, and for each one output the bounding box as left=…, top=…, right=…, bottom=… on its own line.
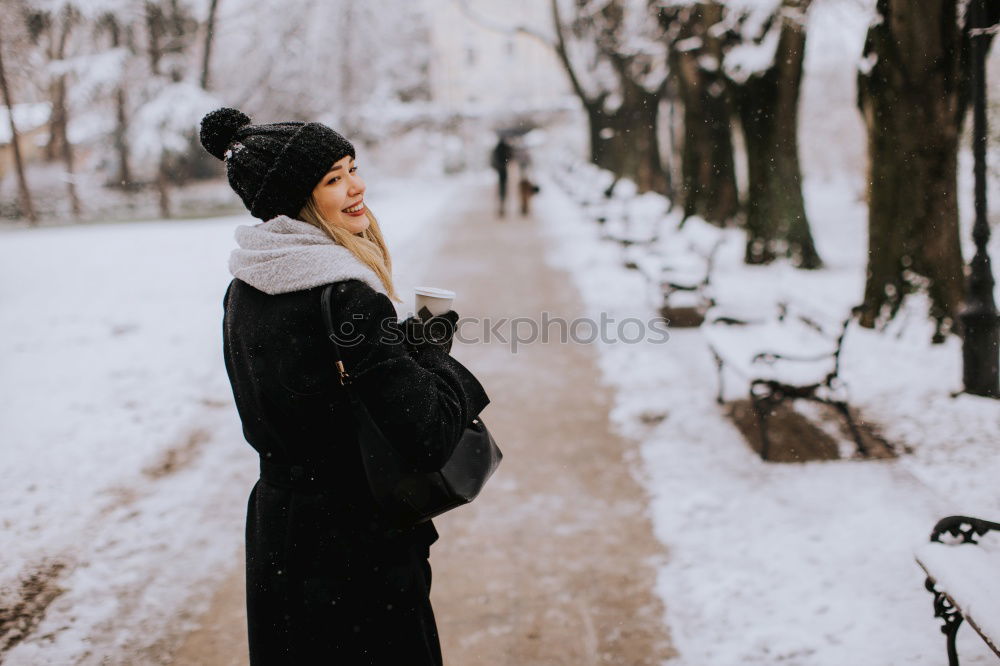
left=199, top=107, right=355, bottom=221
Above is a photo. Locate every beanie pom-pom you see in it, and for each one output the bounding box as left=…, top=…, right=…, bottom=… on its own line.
left=200, top=107, right=251, bottom=160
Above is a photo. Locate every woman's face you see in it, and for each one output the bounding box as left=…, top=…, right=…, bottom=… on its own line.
left=311, top=155, right=368, bottom=234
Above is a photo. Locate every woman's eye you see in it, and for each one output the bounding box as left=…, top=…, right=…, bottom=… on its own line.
left=349, top=166, right=358, bottom=173
left=327, top=177, right=340, bottom=184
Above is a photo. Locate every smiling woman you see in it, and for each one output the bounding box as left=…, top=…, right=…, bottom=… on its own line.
left=297, top=157, right=400, bottom=303
left=308, top=156, right=369, bottom=234
left=199, top=107, right=491, bottom=665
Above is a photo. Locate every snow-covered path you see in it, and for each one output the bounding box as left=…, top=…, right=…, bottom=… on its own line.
left=173, top=173, right=677, bottom=665
left=0, top=176, right=463, bottom=664
left=419, top=176, right=674, bottom=664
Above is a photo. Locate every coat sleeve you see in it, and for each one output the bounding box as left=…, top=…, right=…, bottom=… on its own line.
left=327, top=279, right=491, bottom=472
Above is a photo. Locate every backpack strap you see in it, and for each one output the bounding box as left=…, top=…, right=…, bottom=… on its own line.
left=320, top=284, right=352, bottom=386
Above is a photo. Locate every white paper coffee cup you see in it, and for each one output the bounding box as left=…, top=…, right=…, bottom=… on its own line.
left=414, top=286, right=456, bottom=317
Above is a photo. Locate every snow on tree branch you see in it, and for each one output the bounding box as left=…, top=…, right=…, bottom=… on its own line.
left=554, top=0, right=668, bottom=108
left=129, top=81, right=219, bottom=170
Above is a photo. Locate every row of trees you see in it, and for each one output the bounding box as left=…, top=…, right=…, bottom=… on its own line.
left=0, top=0, right=432, bottom=221
left=2, top=0, right=995, bottom=337
left=1, top=0, right=222, bottom=220
left=544, top=0, right=820, bottom=268
left=527, top=0, right=994, bottom=336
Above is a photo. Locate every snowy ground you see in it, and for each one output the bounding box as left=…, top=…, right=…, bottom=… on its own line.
left=2, top=164, right=997, bottom=665
left=534, top=165, right=1000, bottom=664
left=0, top=175, right=463, bottom=664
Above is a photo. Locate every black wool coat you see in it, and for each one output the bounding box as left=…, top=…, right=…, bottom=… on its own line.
left=222, top=277, right=490, bottom=664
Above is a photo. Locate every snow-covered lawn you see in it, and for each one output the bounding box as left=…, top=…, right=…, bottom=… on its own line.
left=535, top=169, right=1000, bottom=665
left=0, top=175, right=463, bottom=664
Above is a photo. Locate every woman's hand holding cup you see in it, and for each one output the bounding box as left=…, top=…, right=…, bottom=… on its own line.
left=414, top=286, right=455, bottom=318
left=404, top=286, right=459, bottom=354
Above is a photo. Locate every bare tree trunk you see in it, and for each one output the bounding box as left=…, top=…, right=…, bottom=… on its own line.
left=44, top=79, right=62, bottom=161
left=627, top=89, right=669, bottom=195
left=339, top=0, right=358, bottom=134
left=114, top=88, right=132, bottom=187
left=51, top=76, right=81, bottom=218
left=732, top=1, right=821, bottom=268
left=47, top=14, right=81, bottom=219
left=664, top=91, right=675, bottom=188
left=551, top=0, right=668, bottom=194
left=552, top=0, right=608, bottom=168
left=48, top=74, right=67, bottom=159
left=663, top=2, right=739, bottom=225
left=857, top=0, right=967, bottom=335
left=146, top=1, right=164, bottom=75
left=199, top=0, right=219, bottom=89
left=147, top=0, right=170, bottom=215
left=156, top=159, right=171, bottom=218
left=586, top=101, right=614, bottom=173
left=57, top=82, right=82, bottom=220
left=43, top=18, right=69, bottom=162
left=107, top=17, right=133, bottom=188
left=666, top=91, right=682, bottom=205
left=602, top=84, right=669, bottom=194
left=0, top=27, right=36, bottom=224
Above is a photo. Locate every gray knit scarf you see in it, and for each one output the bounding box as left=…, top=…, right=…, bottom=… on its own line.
left=229, top=215, right=388, bottom=296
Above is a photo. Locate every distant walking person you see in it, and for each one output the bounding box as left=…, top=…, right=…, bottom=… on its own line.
left=491, top=136, right=513, bottom=218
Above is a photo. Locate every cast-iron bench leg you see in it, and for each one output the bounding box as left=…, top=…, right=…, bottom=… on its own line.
left=757, top=404, right=771, bottom=461
left=751, top=386, right=777, bottom=461
left=714, top=353, right=725, bottom=405
left=926, top=576, right=963, bottom=666
left=830, top=400, right=869, bottom=457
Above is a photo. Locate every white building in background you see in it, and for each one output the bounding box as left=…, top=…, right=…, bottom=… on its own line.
left=423, top=0, right=572, bottom=114
left=362, top=0, right=580, bottom=176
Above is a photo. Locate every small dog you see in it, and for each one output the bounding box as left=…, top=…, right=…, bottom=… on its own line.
left=518, top=178, right=540, bottom=216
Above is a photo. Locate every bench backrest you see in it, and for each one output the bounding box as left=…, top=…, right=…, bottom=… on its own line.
left=776, top=301, right=857, bottom=380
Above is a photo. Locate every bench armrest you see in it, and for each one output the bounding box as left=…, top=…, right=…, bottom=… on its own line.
left=931, top=516, right=1000, bottom=544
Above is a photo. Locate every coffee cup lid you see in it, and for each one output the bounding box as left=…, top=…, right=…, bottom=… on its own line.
left=414, top=286, right=456, bottom=298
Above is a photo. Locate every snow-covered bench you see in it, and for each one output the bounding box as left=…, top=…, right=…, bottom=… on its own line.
left=634, top=216, right=725, bottom=327
left=702, top=300, right=868, bottom=459
left=553, top=160, right=617, bottom=211
left=590, top=177, right=635, bottom=227
left=551, top=161, right=659, bottom=241
left=600, top=192, right=669, bottom=266
left=916, top=516, right=1000, bottom=665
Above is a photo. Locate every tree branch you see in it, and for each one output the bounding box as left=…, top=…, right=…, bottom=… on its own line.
left=453, top=0, right=553, bottom=47
left=549, top=0, right=594, bottom=105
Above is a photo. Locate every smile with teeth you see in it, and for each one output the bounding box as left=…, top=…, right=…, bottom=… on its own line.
left=342, top=201, right=365, bottom=215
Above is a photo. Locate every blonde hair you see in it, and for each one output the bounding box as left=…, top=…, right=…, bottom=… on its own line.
left=298, top=197, right=401, bottom=302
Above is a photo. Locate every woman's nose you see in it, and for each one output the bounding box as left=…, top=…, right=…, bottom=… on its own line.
left=348, top=174, right=365, bottom=196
